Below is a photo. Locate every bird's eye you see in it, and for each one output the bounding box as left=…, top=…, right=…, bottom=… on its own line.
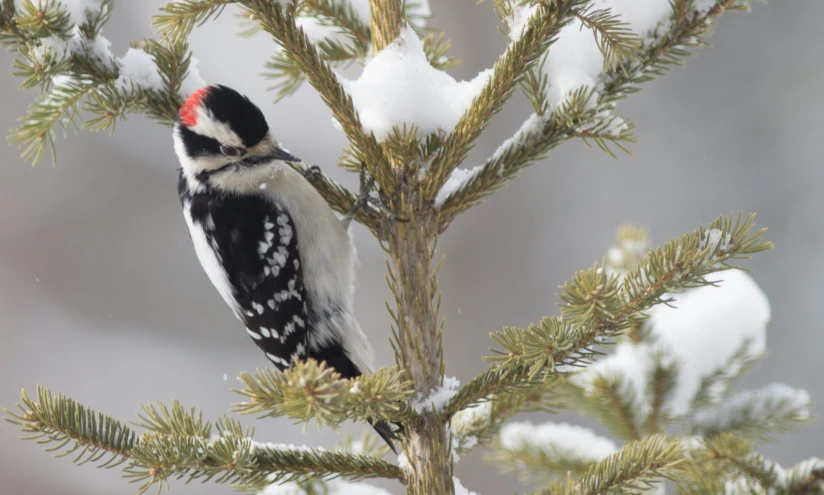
left=220, top=145, right=244, bottom=157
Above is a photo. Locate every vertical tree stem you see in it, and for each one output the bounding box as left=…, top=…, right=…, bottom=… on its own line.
left=385, top=182, right=452, bottom=495
left=369, top=0, right=403, bottom=54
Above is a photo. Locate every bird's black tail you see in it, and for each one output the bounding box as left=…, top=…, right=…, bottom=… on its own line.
left=370, top=419, right=402, bottom=455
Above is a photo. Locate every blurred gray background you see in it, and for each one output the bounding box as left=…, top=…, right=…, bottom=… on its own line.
left=1, top=2, right=821, bottom=494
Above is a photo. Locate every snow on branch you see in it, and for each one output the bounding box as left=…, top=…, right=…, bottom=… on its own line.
left=490, top=421, right=618, bottom=481
left=2, top=0, right=206, bottom=164
left=689, top=383, right=811, bottom=441
left=340, top=25, right=491, bottom=142
left=435, top=0, right=746, bottom=223
left=443, top=213, right=771, bottom=417
left=535, top=435, right=683, bottom=495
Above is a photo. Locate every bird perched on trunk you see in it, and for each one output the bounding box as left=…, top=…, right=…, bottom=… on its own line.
left=172, top=84, right=397, bottom=450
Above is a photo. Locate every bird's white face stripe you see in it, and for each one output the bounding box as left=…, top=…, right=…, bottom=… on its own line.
left=189, top=106, right=245, bottom=148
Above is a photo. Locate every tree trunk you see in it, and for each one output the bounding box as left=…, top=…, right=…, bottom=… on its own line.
left=384, top=181, right=452, bottom=495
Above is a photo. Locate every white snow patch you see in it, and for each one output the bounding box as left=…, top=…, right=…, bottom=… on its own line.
left=777, top=458, right=824, bottom=488
left=649, top=270, right=770, bottom=414
left=116, top=48, right=163, bottom=91
left=509, top=3, right=538, bottom=42
left=500, top=421, right=618, bottom=461
left=342, top=25, right=491, bottom=141
left=575, top=271, right=770, bottom=416
left=411, top=376, right=460, bottom=413
left=692, top=383, right=811, bottom=431
left=34, top=26, right=115, bottom=68
left=453, top=477, right=480, bottom=495
left=451, top=400, right=493, bottom=430
left=601, top=0, right=672, bottom=36
left=542, top=18, right=604, bottom=108
left=435, top=166, right=482, bottom=209
left=59, top=0, right=104, bottom=26
left=179, top=56, right=207, bottom=98
left=504, top=0, right=673, bottom=110
left=574, top=342, right=656, bottom=416
left=491, top=113, right=545, bottom=164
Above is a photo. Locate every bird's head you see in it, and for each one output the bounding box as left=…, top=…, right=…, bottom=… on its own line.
left=173, top=85, right=299, bottom=186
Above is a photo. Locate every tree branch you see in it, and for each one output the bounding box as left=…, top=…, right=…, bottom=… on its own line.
left=3, top=386, right=405, bottom=495
left=436, top=0, right=742, bottom=226
left=534, top=435, right=684, bottom=495
left=240, top=0, right=395, bottom=192
left=444, top=213, right=771, bottom=417
left=422, top=0, right=585, bottom=203
left=368, top=0, right=402, bottom=54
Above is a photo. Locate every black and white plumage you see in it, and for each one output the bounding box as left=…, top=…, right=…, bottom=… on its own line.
left=172, top=85, right=395, bottom=448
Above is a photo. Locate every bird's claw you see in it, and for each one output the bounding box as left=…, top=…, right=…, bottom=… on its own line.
left=345, top=163, right=409, bottom=224
left=303, top=165, right=322, bottom=180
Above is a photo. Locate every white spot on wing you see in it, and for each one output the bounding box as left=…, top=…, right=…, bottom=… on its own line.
left=260, top=327, right=271, bottom=338
left=247, top=328, right=262, bottom=340
left=266, top=352, right=290, bottom=367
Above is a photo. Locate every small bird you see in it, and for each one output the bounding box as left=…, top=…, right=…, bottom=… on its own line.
left=172, top=84, right=397, bottom=451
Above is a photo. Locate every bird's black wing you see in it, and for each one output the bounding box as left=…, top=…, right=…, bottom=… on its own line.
left=188, top=188, right=309, bottom=370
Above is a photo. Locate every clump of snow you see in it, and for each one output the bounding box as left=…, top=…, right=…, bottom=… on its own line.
left=491, top=113, right=545, bottom=164
left=691, top=383, right=811, bottom=431
left=509, top=3, right=538, bottom=42
left=34, top=26, right=115, bottom=68
left=500, top=421, right=618, bottom=461
left=649, top=270, right=770, bottom=414
left=397, top=452, right=409, bottom=469
left=574, top=342, right=656, bottom=416
left=58, top=0, right=104, bottom=26
left=603, top=0, right=672, bottom=36
left=342, top=25, right=492, bottom=141
left=434, top=166, right=482, bottom=209
left=116, top=48, right=163, bottom=91
left=452, top=400, right=493, bottom=430
left=453, top=477, right=480, bottom=495
left=249, top=440, right=318, bottom=455
left=179, top=56, right=207, bottom=98
left=540, top=18, right=604, bottom=109
left=699, top=227, right=732, bottom=254
left=411, top=376, right=460, bottom=413
left=777, top=458, right=824, bottom=488
left=503, top=0, right=675, bottom=110
left=576, top=270, right=770, bottom=417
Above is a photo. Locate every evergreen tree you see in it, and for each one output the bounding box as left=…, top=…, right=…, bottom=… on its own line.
left=2, top=0, right=820, bottom=494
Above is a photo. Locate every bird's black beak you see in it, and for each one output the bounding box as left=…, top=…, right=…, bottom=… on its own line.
left=271, top=147, right=301, bottom=162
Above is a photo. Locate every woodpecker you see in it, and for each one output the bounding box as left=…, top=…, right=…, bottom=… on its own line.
left=172, top=85, right=397, bottom=451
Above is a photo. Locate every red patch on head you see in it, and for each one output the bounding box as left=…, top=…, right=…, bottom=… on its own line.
left=179, top=86, right=211, bottom=127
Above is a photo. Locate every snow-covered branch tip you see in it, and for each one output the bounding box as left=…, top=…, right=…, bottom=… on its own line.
left=443, top=213, right=771, bottom=417
left=433, top=0, right=746, bottom=223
